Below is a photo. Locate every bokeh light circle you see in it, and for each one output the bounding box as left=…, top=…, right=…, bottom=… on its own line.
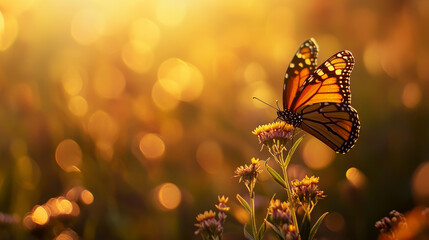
left=55, top=139, right=82, bottom=172
left=71, top=8, right=104, bottom=45
left=157, top=182, right=181, bottom=210
left=324, top=212, right=345, bottom=232
left=68, top=96, right=88, bottom=117
left=139, top=133, right=165, bottom=160
left=156, top=0, right=186, bottom=27
left=302, top=137, right=335, bottom=170
left=412, top=161, right=429, bottom=202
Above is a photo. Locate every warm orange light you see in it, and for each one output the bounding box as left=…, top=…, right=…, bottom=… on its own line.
left=61, top=69, right=83, bottom=96
left=0, top=12, right=18, bottom=51
left=151, top=82, right=179, bottom=111
left=32, top=206, right=49, bottom=225
left=157, top=58, right=204, bottom=102
left=88, top=110, right=118, bottom=143
left=160, top=118, right=184, bottom=144
left=55, top=139, right=82, bottom=172
left=55, top=229, right=79, bottom=240
left=57, top=197, right=73, bottom=215
left=156, top=0, right=186, bottom=27
left=139, top=133, right=165, bottom=160
left=157, top=183, right=181, bottom=210
left=302, top=137, right=335, bottom=170
left=325, top=212, right=345, bottom=232
left=129, top=18, right=160, bottom=48
left=412, top=161, right=429, bottom=201
left=80, top=190, right=94, bottom=205
left=346, top=167, right=367, bottom=189
left=122, top=41, right=153, bottom=73
left=93, top=65, right=126, bottom=99
left=71, top=8, right=104, bottom=45
left=68, top=96, right=88, bottom=117
left=402, top=82, right=421, bottom=109
left=196, top=140, right=224, bottom=174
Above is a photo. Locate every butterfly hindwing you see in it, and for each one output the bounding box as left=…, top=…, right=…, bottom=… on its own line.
left=290, top=50, right=355, bottom=112
left=297, top=102, right=360, bottom=153
left=283, top=38, right=318, bottom=110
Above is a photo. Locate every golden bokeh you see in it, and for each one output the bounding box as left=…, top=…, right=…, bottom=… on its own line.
left=68, top=95, right=88, bottom=116
left=71, top=8, right=104, bottom=45
left=122, top=41, right=153, bottom=73
left=158, top=58, right=204, bottom=102
left=0, top=12, right=18, bottom=51
left=160, top=118, right=184, bottom=144
left=302, top=137, right=335, bottom=170
left=324, top=212, right=345, bottom=232
left=156, top=0, right=186, bottom=27
left=157, top=183, right=181, bottom=210
left=412, top=161, right=429, bottom=202
left=57, top=197, right=73, bottom=215
left=61, top=69, right=84, bottom=96
left=80, top=190, right=94, bottom=205
left=93, top=65, right=126, bottom=99
left=402, top=82, right=421, bottom=109
left=31, top=206, right=49, bottom=225
left=55, top=139, right=82, bottom=172
left=345, top=167, right=367, bottom=189
left=129, top=18, right=160, bottom=48
left=55, top=229, right=79, bottom=240
left=151, top=81, right=179, bottom=111
left=196, top=140, right=224, bottom=174
left=88, top=110, right=118, bottom=144
left=139, top=133, right=165, bottom=160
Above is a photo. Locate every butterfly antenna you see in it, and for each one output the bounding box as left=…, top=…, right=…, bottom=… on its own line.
left=252, top=97, right=280, bottom=111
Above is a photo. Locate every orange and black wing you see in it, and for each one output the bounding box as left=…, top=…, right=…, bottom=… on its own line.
left=290, top=50, right=354, bottom=112
left=297, top=102, right=360, bottom=153
left=283, top=38, right=318, bottom=110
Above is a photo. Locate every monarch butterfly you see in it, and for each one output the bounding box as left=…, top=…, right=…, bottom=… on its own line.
left=277, top=38, right=360, bottom=153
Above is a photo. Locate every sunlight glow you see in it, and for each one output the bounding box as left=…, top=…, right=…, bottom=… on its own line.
left=346, top=167, right=367, bottom=189
left=32, top=206, right=49, bottom=225
left=71, top=8, right=104, bottom=45
left=302, top=137, right=335, bottom=170
left=196, top=140, right=224, bottom=174
left=55, top=139, right=82, bottom=172
left=157, top=183, right=181, bottom=210
left=139, top=133, right=165, bottom=160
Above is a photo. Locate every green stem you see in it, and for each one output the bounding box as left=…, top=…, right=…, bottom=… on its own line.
left=280, top=150, right=300, bottom=237
left=250, top=189, right=258, bottom=240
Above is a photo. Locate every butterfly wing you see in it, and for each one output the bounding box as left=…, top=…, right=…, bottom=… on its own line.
left=283, top=38, right=319, bottom=110
left=290, top=50, right=354, bottom=112
left=297, top=102, right=360, bottom=153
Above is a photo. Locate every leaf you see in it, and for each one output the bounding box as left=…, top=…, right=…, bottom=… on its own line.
left=265, top=219, right=284, bottom=240
left=236, top=194, right=251, bottom=213
left=300, top=211, right=311, bottom=240
left=285, top=136, right=304, bottom=167
left=265, top=162, right=286, bottom=188
left=243, top=224, right=255, bottom=240
left=257, top=221, right=266, bottom=240
left=309, top=212, right=329, bottom=240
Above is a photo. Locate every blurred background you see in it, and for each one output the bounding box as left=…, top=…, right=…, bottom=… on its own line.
left=0, top=0, right=428, bottom=239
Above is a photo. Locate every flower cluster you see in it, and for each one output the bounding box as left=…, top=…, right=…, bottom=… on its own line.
left=267, top=199, right=299, bottom=240
left=195, top=196, right=229, bottom=240
left=375, top=210, right=407, bottom=237
left=291, top=176, right=325, bottom=210
left=234, top=158, right=262, bottom=192
left=252, top=122, right=295, bottom=155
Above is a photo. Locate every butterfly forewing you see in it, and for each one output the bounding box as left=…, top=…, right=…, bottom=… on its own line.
left=297, top=102, right=360, bottom=153
left=290, top=50, right=355, bottom=112
left=283, top=38, right=318, bottom=110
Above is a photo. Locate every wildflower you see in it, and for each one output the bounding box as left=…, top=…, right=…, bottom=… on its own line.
left=195, top=196, right=229, bottom=240
left=215, top=196, right=229, bottom=225
left=267, top=199, right=298, bottom=240
left=268, top=199, right=293, bottom=226
left=234, top=158, right=262, bottom=192
left=291, top=176, right=325, bottom=210
left=375, top=210, right=407, bottom=238
left=252, top=122, right=295, bottom=157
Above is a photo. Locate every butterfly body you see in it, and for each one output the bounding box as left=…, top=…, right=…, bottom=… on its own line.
left=279, top=38, right=361, bottom=154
